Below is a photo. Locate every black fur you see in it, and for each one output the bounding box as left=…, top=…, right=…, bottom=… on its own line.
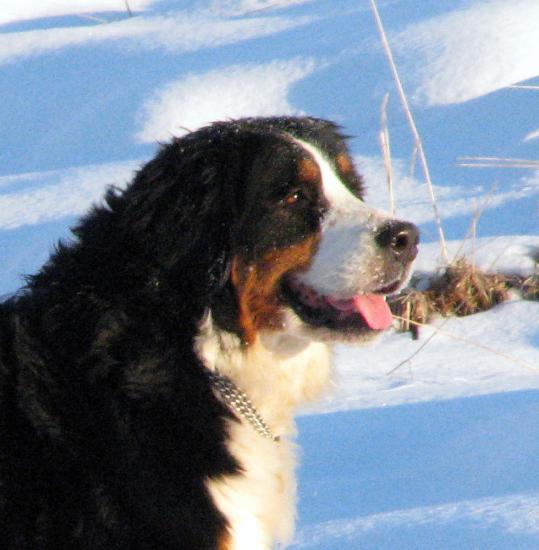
left=0, top=117, right=358, bottom=548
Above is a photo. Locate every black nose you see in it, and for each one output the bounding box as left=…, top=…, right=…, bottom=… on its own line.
left=375, top=221, right=419, bottom=264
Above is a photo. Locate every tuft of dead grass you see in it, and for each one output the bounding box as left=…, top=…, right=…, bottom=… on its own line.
left=389, top=258, right=538, bottom=338
left=429, top=258, right=510, bottom=316
left=506, top=274, right=539, bottom=301
left=388, top=287, right=433, bottom=340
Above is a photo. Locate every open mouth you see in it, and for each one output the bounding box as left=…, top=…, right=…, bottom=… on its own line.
left=281, top=277, right=400, bottom=332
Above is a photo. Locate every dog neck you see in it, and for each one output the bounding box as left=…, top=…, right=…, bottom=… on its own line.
left=195, top=313, right=332, bottom=438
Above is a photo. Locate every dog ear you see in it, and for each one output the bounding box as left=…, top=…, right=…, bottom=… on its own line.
left=119, top=125, right=246, bottom=309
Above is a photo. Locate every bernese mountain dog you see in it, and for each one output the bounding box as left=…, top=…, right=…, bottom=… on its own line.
left=0, top=117, right=418, bottom=549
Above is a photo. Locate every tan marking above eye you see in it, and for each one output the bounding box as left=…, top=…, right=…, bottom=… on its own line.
left=297, top=158, right=320, bottom=182
left=336, top=154, right=353, bottom=175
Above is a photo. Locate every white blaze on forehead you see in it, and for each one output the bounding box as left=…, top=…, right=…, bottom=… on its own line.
left=291, top=137, right=391, bottom=297
left=293, top=139, right=357, bottom=214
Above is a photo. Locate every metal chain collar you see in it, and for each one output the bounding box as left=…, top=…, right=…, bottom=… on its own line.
left=208, top=371, right=280, bottom=443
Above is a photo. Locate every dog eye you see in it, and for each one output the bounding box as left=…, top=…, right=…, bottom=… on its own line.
left=281, top=189, right=304, bottom=206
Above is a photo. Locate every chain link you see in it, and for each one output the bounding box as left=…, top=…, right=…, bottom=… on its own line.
left=208, top=371, right=280, bottom=442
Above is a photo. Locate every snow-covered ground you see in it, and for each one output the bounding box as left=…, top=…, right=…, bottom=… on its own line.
left=1, top=1, right=538, bottom=547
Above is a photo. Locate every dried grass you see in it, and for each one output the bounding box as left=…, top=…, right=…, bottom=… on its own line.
left=505, top=274, right=539, bottom=301
left=379, top=93, right=395, bottom=216
left=521, top=275, right=539, bottom=300
left=458, top=156, right=539, bottom=169
left=369, top=0, right=538, bottom=341
left=430, top=258, right=510, bottom=316
left=370, top=0, right=449, bottom=264
left=388, top=287, right=433, bottom=340
left=389, top=259, right=537, bottom=338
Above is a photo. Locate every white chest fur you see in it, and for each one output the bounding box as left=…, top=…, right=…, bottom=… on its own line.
left=206, top=422, right=297, bottom=549
left=196, top=316, right=331, bottom=549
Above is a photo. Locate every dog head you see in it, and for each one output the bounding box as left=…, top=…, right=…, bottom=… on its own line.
left=121, top=117, right=418, bottom=345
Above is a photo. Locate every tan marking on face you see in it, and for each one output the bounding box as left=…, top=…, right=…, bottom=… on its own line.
left=217, top=530, right=233, bottom=550
left=297, top=158, right=321, bottom=183
left=336, top=153, right=353, bottom=176
left=231, top=235, right=320, bottom=345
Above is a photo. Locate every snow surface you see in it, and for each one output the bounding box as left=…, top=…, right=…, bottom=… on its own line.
left=0, top=0, right=158, bottom=26
left=1, top=1, right=538, bottom=548
left=135, top=57, right=317, bottom=142
left=395, top=0, right=539, bottom=106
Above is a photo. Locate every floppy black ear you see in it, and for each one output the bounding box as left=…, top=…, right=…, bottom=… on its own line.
left=117, top=124, right=248, bottom=311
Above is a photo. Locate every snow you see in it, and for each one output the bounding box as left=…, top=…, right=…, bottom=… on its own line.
left=1, top=0, right=538, bottom=547
left=358, top=155, right=539, bottom=229
left=396, top=0, right=539, bottom=106
left=310, top=299, right=539, bottom=414
left=293, top=493, right=539, bottom=548
left=135, top=58, right=317, bottom=142
left=210, top=0, right=313, bottom=16
left=524, top=129, right=539, bottom=143
left=0, top=10, right=311, bottom=65
left=0, top=161, right=138, bottom=229
left=293, top=389, right=539, bottom=549
left=0, top=0, right=157, bottom=26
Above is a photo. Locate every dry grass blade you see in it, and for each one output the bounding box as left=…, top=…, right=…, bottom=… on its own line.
left=451, top=184, right=496, bottom=264
left=379, top=93, right=395, bottom=215
left=409, top=145, right=418, bottom=178
left=386, top=323, right=441, bottom=375
left=77, top=14, right=109, bottom=23
left=369, top=0, right=449, bottom=264
left=508, top=85, right=539, bottom=91
left=77, top=2, right=133, bottom=23
left=390, top=314, right=539, bottom=374
left=460, top=163, right=539, bottom=169
left=458, top=156, right=539, bottom=169
left=388, top=288, right=433, bottom=340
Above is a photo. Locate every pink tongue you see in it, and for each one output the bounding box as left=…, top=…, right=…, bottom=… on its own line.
left=353, top=295, right=393, bottom=330
left=328, top=294, right=393, bottom=330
